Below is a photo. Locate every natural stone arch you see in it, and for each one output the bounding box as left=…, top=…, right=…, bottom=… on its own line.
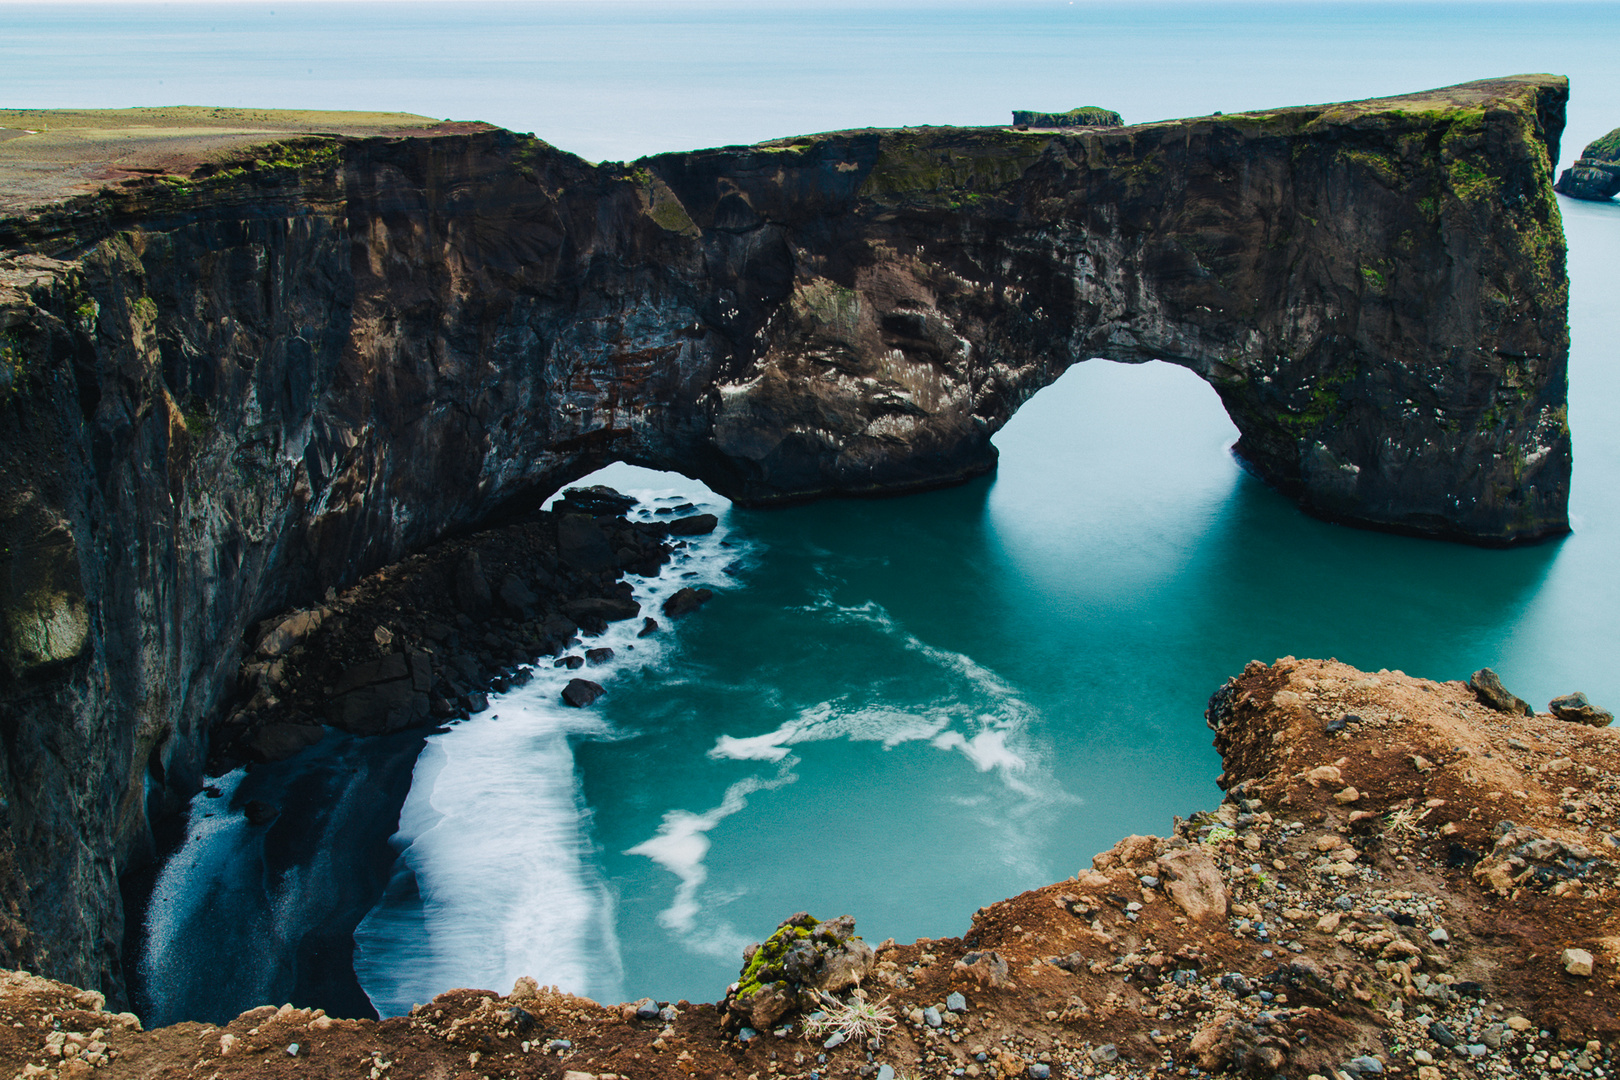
left=0, top=74, right=1573, bottom=996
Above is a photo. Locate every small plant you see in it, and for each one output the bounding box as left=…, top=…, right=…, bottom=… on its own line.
left=1203, top=825, right=1237, bottom=846
left=1385, top=806, right=1419, bottom=837
left=802, top=992, right=897, bottom=1048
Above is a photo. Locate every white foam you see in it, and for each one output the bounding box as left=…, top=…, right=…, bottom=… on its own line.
left=625, top=759, right=798, bottom=950
left=354, top=467, right=742, bottom=1016
left=139, top=771, right=254, bottom=1021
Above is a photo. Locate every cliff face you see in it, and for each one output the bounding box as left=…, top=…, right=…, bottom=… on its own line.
left=0, top=75, right=1572, bottom=1000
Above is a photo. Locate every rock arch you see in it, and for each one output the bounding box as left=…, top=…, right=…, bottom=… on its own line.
left=0, top=74, right=1572, bottom=995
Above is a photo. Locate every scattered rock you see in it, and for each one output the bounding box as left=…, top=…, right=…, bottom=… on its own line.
left=1550, top=692, right=1613, bottom=727
left=561, top=679, right=605, bottom=707
left=243, top=800, right=281, bottom=826
left=663, top=586, right=714, bottom=618
left=954, top=950, right=1009, bottom=988
left=666, top=513, right=719, bottom=536
left=498, top=574, right=540, bottom=618
left=557, top=485, right=638, bottom=517
left=1470, top=668, right=1531, bottom=715
left=1562, top=947, right=1595, bottom=976
left=585, top=647, right=614, bottom=665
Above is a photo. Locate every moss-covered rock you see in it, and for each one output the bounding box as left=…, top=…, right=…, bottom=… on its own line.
left=1554, top=124, right=1620, bottom=200
left=1010, top=106, right=1123, bottom=128
left=720, top=913, right=876, bottom=1033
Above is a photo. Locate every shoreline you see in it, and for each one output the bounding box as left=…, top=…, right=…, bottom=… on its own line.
left=128, top=484, right=722, bottom=1024
left=19, top=656, right=1620, bottom=1079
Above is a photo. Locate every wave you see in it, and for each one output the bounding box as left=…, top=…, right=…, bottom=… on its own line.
left=352, top=470, right=742, bottom=1015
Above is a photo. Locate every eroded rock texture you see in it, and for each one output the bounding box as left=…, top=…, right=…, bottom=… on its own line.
left=0, top=74, right=1572, bottom=999
left=1555, top=124, right=1620, bottom=200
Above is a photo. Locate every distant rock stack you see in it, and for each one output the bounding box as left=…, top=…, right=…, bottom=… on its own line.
left=1555, top=126, right=1620, bottom=200
left=1010, top=105, right=1122, bottom=129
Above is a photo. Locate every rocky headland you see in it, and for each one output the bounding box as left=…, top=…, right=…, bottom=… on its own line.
left=0, top=74, right=1577, bottom=1008
left=1, top=659, right=1618, bottom=1080
left=1554, top=126, right=1620, bottom=201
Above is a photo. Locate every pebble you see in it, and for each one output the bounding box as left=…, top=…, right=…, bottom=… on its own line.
left=824, top=1032, right=846, bottom=1049
left=286, top=1043, right=299, bottom=1056
left=1349, top=1055, right=1384, bottom=1074
left=1562, top=947, right=1595, bottom=977
left=1428, top=927, right=1449, bottom=943
left=1428, top=1022, right=1457, bottom=1047
left=634, top=997, right=660, bottom=1020
left=1090, top=1044, right=1119, bottom=1063
left=923, top=1006, right=943, bottom=1028
left=876, top=1066, right=895, bottom=1080
left=946, top=992, right=967, bottom=1013
left=1030, top=1066, right=1051, bottom=1079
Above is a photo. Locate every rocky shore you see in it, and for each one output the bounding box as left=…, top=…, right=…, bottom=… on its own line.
left=209, top=485, right=716, bottom=772
left=4, top=657, right=1617, bottom=1080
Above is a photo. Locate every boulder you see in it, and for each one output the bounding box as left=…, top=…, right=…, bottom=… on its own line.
left=558, top=515, right=618, bottom=572
left=561, top=678, right=604, bottom=707
left=498, top=574, right=540, bottom=618
left=663, top=587, right=714, bottom=618
left=1470, top=668, right=1531, bottom=715
left=1188, top=1013, right=1287, bottom=1076
left=585, top=647, right=614, bottom=665
left=667, top=513, right=719, bottom=536
left=953, top=950, right=1009, bottom=988
left=566, top=596, right=640, bottom=623
left=556, top=485, right=637, bottom=516
left=254, top=608, right=324, bottom=658
left=1550, top=692, right=1613, bottom=727
left=243, top=800, right=281, bottom=827
left=720, top=913, right=877, bottom=1032
left=242, top=721, right=326, bottom=762
left=1563, top=947, right=1595, bottom=977
left=1155, top=846, right=1229, bottom=922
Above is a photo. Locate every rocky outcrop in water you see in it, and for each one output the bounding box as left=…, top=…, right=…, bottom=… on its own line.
left=1555, top=125, right=1620, bottom=200
left=0, top=74, right=1574, bottom=1000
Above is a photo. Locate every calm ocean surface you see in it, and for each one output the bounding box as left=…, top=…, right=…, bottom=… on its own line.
left=7, top=0, right=1619, bottom=1020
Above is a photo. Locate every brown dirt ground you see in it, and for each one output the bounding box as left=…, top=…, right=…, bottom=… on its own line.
left=4, top=657, right=1619, bottom=1080
left=0, top=107, right=494, bottom=214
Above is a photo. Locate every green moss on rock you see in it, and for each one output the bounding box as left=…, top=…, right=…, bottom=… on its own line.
left=1011, top=106, right=1122, bottom=128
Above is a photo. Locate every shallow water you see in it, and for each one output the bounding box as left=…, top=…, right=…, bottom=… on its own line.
left=23, top=0, right=1611, bottom=1021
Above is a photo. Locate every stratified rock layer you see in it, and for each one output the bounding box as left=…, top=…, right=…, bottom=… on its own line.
left=1555, top=124, right=1620, bottom=200
left=0, top=75, right=1574, bottom=999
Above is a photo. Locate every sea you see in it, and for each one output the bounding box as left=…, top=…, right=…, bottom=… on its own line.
left=5, top=0, right=1619, bottom=1024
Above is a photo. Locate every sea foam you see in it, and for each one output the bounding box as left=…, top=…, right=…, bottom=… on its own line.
left=353, top=469, right=741, bottom=1015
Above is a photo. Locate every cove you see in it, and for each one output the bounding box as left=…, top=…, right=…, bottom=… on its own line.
left=347, top=344, right=1590, bottom=1013
left=128, top=191, right=1620, bottom=1020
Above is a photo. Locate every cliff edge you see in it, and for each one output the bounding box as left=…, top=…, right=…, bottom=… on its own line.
left=1, top=658, right=1617, bottom=1079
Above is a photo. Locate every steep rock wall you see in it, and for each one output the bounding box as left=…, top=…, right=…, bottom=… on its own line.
left=0, top=75, right=1571, bottom=1000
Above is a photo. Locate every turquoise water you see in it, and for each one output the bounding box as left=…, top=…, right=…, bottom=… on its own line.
left=13, top=0, right=1618, bottom=1019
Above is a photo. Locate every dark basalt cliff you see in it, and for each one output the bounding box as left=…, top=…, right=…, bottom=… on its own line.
left=0, top=75, right=1572, bottom=1001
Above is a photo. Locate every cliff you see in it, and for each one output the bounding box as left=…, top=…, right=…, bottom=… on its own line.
left=1, top=657, right=1618, bottom=1080
left=0, top=75, right=1573, bottom=1001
